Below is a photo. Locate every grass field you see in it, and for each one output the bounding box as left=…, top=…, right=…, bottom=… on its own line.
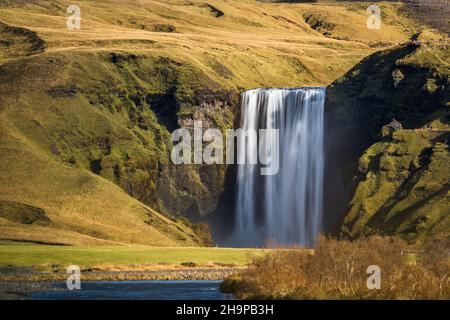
left=0, top=244, right=265, bottom=267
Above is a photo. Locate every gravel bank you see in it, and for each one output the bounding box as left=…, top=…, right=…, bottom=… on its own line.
left=0, top=268, right=242, bottom=299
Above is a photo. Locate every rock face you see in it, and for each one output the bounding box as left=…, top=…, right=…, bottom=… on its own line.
left=381, top=119, right=403, bottom=138
left=325, top=36, right=449, bottom=242
left=15, top=53, right=238, bottom=220
left=343, top=130, right=449, bottom=242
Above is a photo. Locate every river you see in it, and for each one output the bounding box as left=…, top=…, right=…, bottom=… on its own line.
left=29, top=280, right=234, bottom=300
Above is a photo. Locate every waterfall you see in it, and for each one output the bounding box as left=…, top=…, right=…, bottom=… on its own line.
left=234, top=87, right=326, bottom=247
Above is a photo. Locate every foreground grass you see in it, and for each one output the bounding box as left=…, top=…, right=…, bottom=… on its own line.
left=0, top=245, right=265, bottom=267
left=222, top=236, right=450, bottom=299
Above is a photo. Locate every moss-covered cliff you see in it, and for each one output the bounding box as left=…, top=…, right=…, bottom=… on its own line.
left=326, top=30, right=449, bottom=242
left=343, top=129, right=449, bottom=242
left=0, top=50, right=235, bottom=244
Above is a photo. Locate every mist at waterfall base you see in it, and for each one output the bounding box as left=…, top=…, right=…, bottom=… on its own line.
left=233, top=87, right=326, bottom=247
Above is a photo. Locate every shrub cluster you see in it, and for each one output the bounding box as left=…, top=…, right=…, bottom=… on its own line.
left=221, top=236, right=449, bottom=299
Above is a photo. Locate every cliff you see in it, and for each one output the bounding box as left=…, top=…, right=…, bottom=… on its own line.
left=326, top=30, right=449, bottom=242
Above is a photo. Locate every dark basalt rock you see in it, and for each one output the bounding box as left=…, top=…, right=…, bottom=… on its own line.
left=204, top=4, right=224, bottom=18
left=381, top=119, right=403, bottom=138
left=47, top=84, right=77, bottom=98
left=110, top=52, right=137, bottom=64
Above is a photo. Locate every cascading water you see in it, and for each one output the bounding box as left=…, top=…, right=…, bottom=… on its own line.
left=234, top=87, right=326, bottom=247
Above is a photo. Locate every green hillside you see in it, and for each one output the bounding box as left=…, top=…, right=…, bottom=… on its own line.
left=0, top=0, right=447, bottom=245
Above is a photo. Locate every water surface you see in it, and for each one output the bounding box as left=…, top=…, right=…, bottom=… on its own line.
left=30, top=280, right=234, bottom=300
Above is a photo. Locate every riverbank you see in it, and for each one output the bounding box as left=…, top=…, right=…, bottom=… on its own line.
left=0, top=266, right=243, bottom=282
left=0, top=267, right=242, bottom=300
left=1, top=279, right=236, bottom=300
left=0, top=281, right=56, bottom=300
left=0, top=244, right=260, bottom=299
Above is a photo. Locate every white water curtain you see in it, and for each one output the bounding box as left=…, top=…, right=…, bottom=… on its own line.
left=234, top=88, right=326, bottom=247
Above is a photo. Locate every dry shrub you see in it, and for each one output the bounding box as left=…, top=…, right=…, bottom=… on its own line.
left=223, top=236, right=449, bottom=299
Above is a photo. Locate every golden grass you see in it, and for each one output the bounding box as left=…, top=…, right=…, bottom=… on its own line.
left=221, top=236, right=450, bottom=299
left=0, top=0, right=420, bottom=88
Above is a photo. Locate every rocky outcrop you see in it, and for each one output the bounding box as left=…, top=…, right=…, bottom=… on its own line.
left=325, top=35, right=449, bottom=242
left=0, top=22, right=45, bottom=64
left=381, top=119, right=403, bottom=138
left=0, top=201, right=51, bottom=226
left=203, top=4, right=224, bottom=18
left=342, top=129, right=449, bottom=242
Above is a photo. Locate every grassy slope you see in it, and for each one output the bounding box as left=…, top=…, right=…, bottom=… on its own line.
left=0, top=0, right=416, bottom=87
left=0, top=117, right=205, bottom=246
left=0, top=1, right=421, bottom=246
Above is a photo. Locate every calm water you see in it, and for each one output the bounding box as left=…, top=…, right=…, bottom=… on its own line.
left=30, top=280, right=234, bottom=300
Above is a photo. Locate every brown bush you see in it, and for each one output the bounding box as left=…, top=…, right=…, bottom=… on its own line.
left=221, top=236, right=450, bottom=299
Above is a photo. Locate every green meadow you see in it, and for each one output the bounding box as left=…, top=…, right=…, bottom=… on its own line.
left=0, top=244, right=265, bottom=267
